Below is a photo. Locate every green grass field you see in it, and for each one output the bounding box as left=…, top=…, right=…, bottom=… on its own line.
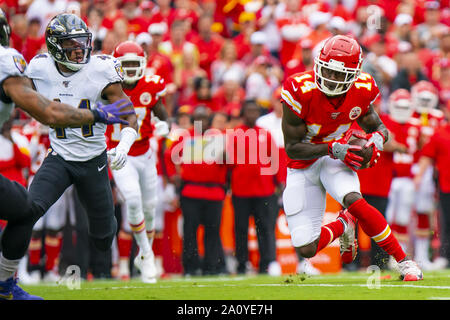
left=20, top=269, right=450, bottom=300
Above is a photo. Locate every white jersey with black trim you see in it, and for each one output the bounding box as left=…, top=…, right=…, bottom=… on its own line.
left=26, top=53, right=124, bottom=161
left=0, top=46, right=27, bottom=127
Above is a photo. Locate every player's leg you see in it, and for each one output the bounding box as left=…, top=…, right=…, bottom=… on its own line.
left=388, top=178, right=415, bottom=253
left=0, top=153, right=71, bottom=300
left=135, top=153, right=159, bottom=281
left=414, top=167, right=436, bottom=269
left=337, top=170, right=422, bottom=280
left=26, top=217, right=44, bottom=283
left=283, top=163, right=336, bottom=259
left=113, top=156, right=152, bottom=257
left=116, top=202, right=132, bottom=281
left=140, top=152, right=158, bottom=246
left=41, top=188, right=72, bottom=282
left=72, top=151, right=117, bottom=252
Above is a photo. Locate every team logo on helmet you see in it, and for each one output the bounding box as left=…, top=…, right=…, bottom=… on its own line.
left=349, top=107, right=362, bottom=120
left=140, top=92, right=152, bottom=105
left=13, top=55, right=26, bottom=73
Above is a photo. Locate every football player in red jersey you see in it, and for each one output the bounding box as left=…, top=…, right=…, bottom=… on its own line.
left=383, top=90, right=421, bottom=264
left=410, top=80, right=445, bottom=270
left=106, top=41, right=169, bottom=283
left=281, top=35, right=423, bottom=281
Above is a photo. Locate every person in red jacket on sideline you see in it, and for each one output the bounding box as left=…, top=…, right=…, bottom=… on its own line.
left=227, top=99, right=281, bottom=275
left=164, top=106, right=227, bottom=276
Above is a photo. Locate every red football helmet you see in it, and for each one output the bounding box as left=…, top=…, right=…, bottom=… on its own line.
left=314, top=35, right=363, bottom=96
left=113, top=41, right=147, bottom=84
left=388, top=89, right=414, bottom=123
left=411, top=80, right=439, bottom=113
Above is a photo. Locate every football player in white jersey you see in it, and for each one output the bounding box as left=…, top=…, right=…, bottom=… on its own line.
left=0, top=10, right=131, bottom=300
left=24, top=12, right=138, bottom=265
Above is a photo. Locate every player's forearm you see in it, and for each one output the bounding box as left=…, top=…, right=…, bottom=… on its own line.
left=13, top=83, right=95, bottom=126
left=285, top=141, right=329, bottom=160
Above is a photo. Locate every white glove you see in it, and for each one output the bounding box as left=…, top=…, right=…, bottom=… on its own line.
left=154, top=120, right=169, bottom=137
left=107, top=147, right=128, bottom=170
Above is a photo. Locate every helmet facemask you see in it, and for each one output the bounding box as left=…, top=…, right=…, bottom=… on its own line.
left=413, top=91, right=438, bottom=113
left=389, top=98, right=413, bottom=123
left=50, top=34, right=92, bottom=71
left=117, top=53, right=146, bottom=84
left=314, top=57, right=361, bottom=96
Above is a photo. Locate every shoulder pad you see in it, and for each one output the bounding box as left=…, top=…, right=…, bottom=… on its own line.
left=89, top=54, right=124, bottom=84
left=26, top=53, right=51, bottom=79
left=429, top=108, right=444, bottom=118
left=0, top=47, right=27, bottom=78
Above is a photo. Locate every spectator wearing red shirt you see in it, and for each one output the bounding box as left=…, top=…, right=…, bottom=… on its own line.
left=233, top=11, right=257, bottom=60
left=97, top=0, right=123, bottom=30
left=275, top=0, right=310, bottom=66
left=190, top=14, right=224, bottom=79
left=227, top=99, right=280, bottom=275
left=22, top=18, right=45, bottom=63
left=148, top=0, right=176, bottom=29
left=414, top=102, right=450, bottom=266
left=174, top=46, right=208, bottom=107
left=210, top=39, right=246, bottom=92
left=241, top=31, right=274, bottom=67
left=187, top=76, right=219, bottom=112
left=212, top=70, right=246, bottom=117
left=165, top=106, right=227, bottom=276
left=8, top=13, right=27, bottom=53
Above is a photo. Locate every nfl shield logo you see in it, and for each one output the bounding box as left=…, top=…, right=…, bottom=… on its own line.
left=13, top=55, right=27, bottom=73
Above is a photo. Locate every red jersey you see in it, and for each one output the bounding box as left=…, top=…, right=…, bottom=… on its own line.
left=412, top=108, right=445, bottom=138
left=105, top=74, right=166, bottom=157
left=281, top=70, right=380, bottom=169
left=383, top=116, right=421, bottom=178
left=353, top=114, right=394, bottom=197
left=421, top=124, right=450, bottom=193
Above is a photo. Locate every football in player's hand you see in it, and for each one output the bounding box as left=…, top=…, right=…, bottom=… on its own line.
left=348, top=138, right=373, bottom=169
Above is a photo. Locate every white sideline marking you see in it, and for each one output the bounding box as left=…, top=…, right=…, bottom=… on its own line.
left=80, top=283, right=450, bottom=290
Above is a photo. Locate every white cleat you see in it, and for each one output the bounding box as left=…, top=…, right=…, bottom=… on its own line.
left=134, top=250, right=158, bottom=284
left=297, top=259, right=321, bottom=276
left=43, top=270, right=60, bottom=283
left=338, top=209, right=358, bottom=264
left=267, top=261, right=282, bottom=276
left=397, top=259, right=423, bottom=281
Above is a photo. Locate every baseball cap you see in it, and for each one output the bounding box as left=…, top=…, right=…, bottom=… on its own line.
left=239, top=11, right=256, bottom=24
left=148, top=23, right=167, bottom=35
left=250, top=31, right=267, bottom=45
left=136, top=32, right=152, bottom=46
left=394, top=13, right=413, bottom=26
left=424, top=1, right=440, bottom=10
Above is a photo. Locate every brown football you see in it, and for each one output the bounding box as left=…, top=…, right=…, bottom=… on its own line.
left=348, top=138, right=373, bottom=169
